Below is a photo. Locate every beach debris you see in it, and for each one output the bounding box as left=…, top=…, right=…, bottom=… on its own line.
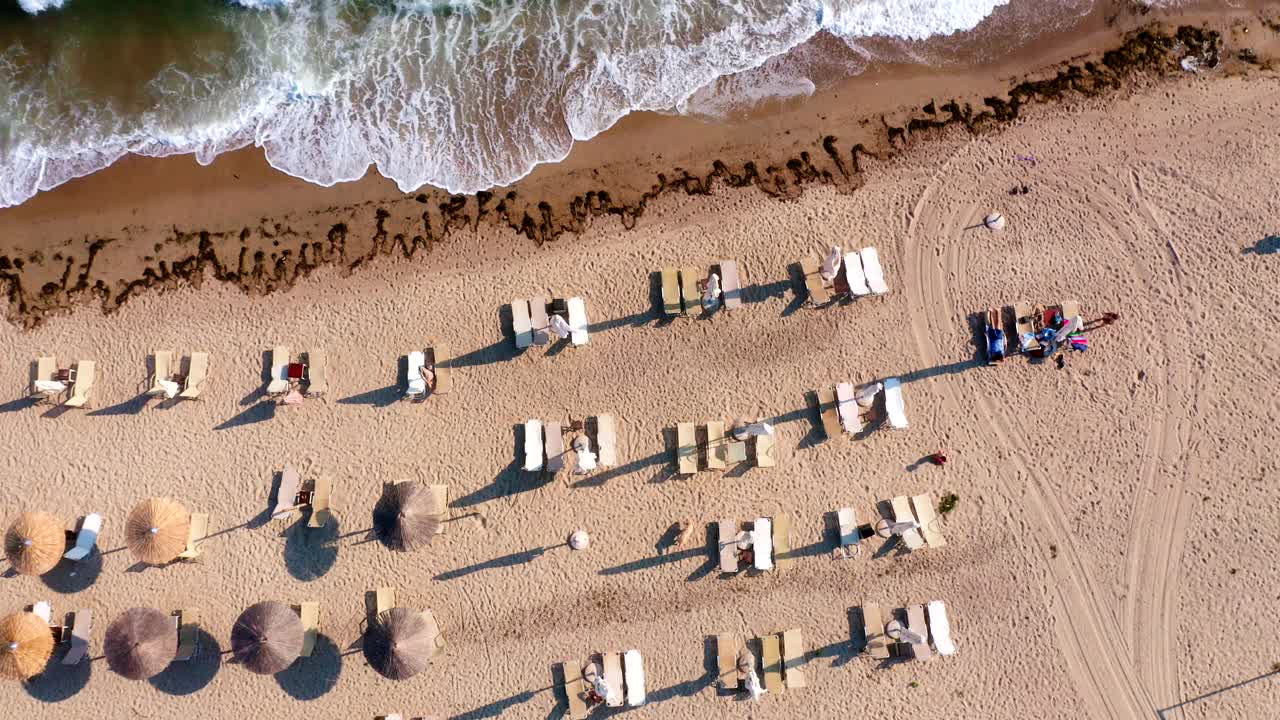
left=983, top=213, right=1006, bottom=231
left=820, top=245, right=842, bottom=281
left=549, top=313, right=573, bottom=339
left=572, top=435, right=597, bottom=474
left=569, top=530, right=590, bottom=551
left=671, top=520, right=693, bottom=548
left=1016, top=153, right=1038, bottom=166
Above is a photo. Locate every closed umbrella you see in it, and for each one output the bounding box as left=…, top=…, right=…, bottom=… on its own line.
left=373, top=482, right=443, bottom=552
left=820, top=245, right=842, bottom=281
left=126, top=498, right=190, bottom=565
left=231, top=602, right=303, bottom=675
left=364, top=608, right=442, bottom=680
left=104, top=607, right=176, bottom=680
left=5, top=512, right=65, bottom=576
left=0, top=612, right=54, bottom=681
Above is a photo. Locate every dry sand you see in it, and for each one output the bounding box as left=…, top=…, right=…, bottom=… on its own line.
left=3, top=22, right=1280, bottom=720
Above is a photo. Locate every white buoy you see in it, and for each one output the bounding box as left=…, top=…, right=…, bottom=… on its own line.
left=984, top=213, right=1006, bottom=231
left=569, top=530, right=590, bottom=550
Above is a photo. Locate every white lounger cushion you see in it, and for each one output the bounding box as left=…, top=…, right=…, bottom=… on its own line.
left=64, top=513, right=102, bottom=561
left=884, top=377, right=908, bottom=429
left=860, top=247, right=889, bottom=294
left=753, top=517, right=774, bottom=571
left=837, top=507, right=858, bottom=547
left=835, top=382, right=861, bottom=434
left=927, top=600, right=956, bottom=655
left=843, top=252, right=871, bottom=296
left=406, top=351, right=427, bottom=395
left=32, top=601, right=51, bottom=623
left=523, top=420, right=543, bottom=471
left=512, top=300, right=533, bottom=348
left=567, top=297, right=589, bottom=346
left=624, top=649, right=646, bottom=706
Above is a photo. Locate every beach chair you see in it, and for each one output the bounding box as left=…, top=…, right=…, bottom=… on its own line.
left=753, top=517, right=774, bottom=571
left=148, top=351, right=174, bottom=397
left=174, top=609, right=200, bottom=661
left=267, top=345, right=291, bottom=394
left=799, top=257, right=831, bottom=306
left=427, top=485, right=448, bottom=535
left=717, top=519, right=738, bottom=573
left=529, top=296, right=550, bottom=346
left=308, top=476, right=332, bottom=528
left=293, top=602, right=319, bottom=657
left=62, top=610, right=91, bottom=665
left=523, top=420, right=544, bottom=472
left=1061, top=300, right=1081, bottom=321
left=1013, top=302, right=1040, bottom=353
left=907, top=604, right=932, bottom=661
left=660, top=268, right=681, bottom=316
left=843, top=252, right=871, bottom=296
left=304, top=350, right=327, bottom=397
left=716, top=634, right=743, bottom=689
left=816, top=387, right=841, bottom=439
left=891, top=496, right=925, bottom=550
left=860, top=247, right=889, bottom=294
left=678, top=267, right=700, bottom=314
left=601, top=652, right=624, bottom=707
left=595, top=415, right=617, bottom=467
left=567, top=297, right=589, bottom=346
left=911, top=494, right=947, bottom=548
left=676, top=422, right=697, bottom=475
left=773, top=514, right=793, bottom=570
left=559, top=661, right=589, bottom=720
left=375, top=587, right=396, bottom=615
left=178, top=512, right=210, bottom=561
left=754, top=432, right=777, bottom=468
left=835, top=382, right=861, bottom=434
left=761, top=633, right=784, bottom=694
left=64, top=513, right=102, bottom=561
left=718, top=260, right=743, bottom=310
left=623, top=649, right=646, bottom=706
left=705, top=421, right=726, bottom=470
left=511, top=299, right=533, bottom=349
left=985, top=308, right=1007, bottom=364
left=781, top=629, right=806, bottom=688
left=837, top=508, right=859, bottom=550
left=179, top=352, right=209, bottom=399
left=273, top=463, right=303, bottom=519
left=406, top=351, right=427, bottom=399
left=429, top=344, right=452, bottom=395
left=862, top=602, right=890, bottom=659
left=32, top=356, right=58, bottom=398
left=544, top=420, right=565, bottom=474
left=884, top=377, right=908, bottom=429
left=927, top=600, right=956, bottom=655
left=64, top=360, right=96, bottom=408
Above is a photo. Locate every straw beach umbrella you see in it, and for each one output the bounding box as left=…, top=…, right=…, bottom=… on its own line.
left=125, top=497, right=190, bottom=565
left=373, top=482, right=442, bottom=552
left=0, top=612, right=54, bottom=681
left=231, top=602, right=303, bottom=675
left=104, top=607, right=177, bottom=680
left=364, top=608, right=442, bottom=680
left=4, top=512, right=65, bottom=576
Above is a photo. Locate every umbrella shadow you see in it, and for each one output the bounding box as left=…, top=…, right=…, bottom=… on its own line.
left=284, top=515, right=340, bottom=581
left=24, top=654, right=91, bottom=702
left=335, top=385, right=401, bottom=408
left=571, top=448, right=668, bottom=489
left=435, top=545, right=550, bottom=582
left=449, top=305, right=524, bottom=368
left=453, top=426, right=551, bottom=508
left=149, top=628, right=222, bottom=695
left=41, top=552, right=103, bottom=594
left=86, top=393, right=150, bottom=417
left=1242, top=235, right=1280, bottom=255
left=452, top=687, right=547, bottom=720
left=0, top=395, right=38, bottom=413
left=214, top=400, right=276, bottom=431
left=277, top=633, right=341, bottom=700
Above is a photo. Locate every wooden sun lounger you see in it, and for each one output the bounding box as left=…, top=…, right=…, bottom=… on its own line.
left=62, top=610, right=91, bottom=665
left=753, top=517, right=774, bottom=571
left=836, top=382, right=861, bottom=434
left=863, top=602, right=890, bottom=659
left=602, top=652, right=624, bottom=707
left=716, top=634, right=743, bottom=689
left=148, top=351, right=174, bottom=397
left=1014, top=302, right=1040, bottom=353
left=64, top=360, right=96, bottom=408
left=911, top=494, right=947, bottom=548
left=837, top=507, right=859, bottom=548
left=623, top=649, right=646, bottom=706
left=773, top=514, right=793, bottom=571
left=273, top=464, right=303, bottom=519
left=308, top=476, right=332, bottom=528
left=761, top=633, right=784, bottom=694
left=427, top=485, right=448, bottom=534
left=781, top=628, right=806, bottom=688
left=304, top=350, right=327, bottom=397
left=174, top=609, right=200, bottom=661
left=32, top=356, right=56, bottom=397
left=177, top=512, right=209, bottom=561
left=676, top=422, right=697, bottom=475
left=268, top=345, right=291, bottom=394
left=293, top=602, right=319, bottom=657
left=595, top=415, right=617, bottom=467
left=429, top=344, right=452, bottom=394
left=705, top=421, right=726, bottom=470
left=560, top=661, right=589, bottom=720
left=719, top=260, right=743, bottom=309
left=907, top=604, right=932, bottom=661
left=544, top=420, right=565, bottom=474
left=421, top=608, right=445, bottom=656
left=1061, top=299, right=1081, bottom=322
left=679, top=267, right=700, bottom=314
left=816, top=387, right=841, bottom=439
left=884, top=377, right=908, bottom=429
left=891, top=496, right=925, bottom=550
left=530, top=296, right=551, bottom=346
left=375, top=587, right=396, bottom=615
left=524, top=420, right=543, bottom=471
left=512, top=299, right=533, bottom=349
left=660, top=267, right=681, bottom=316
left=843, top=252, right=871, bottom=296
left=179, top=352, right=209, bottom=399
left=860, top=247, right=889, bottom=294
left=799, top=257, right=831, bottom=306
left=567, top=297, right=589, bottom=346
left=718, top=519, right=738, bottom=573
left=754, top=433, right=777, bottom=468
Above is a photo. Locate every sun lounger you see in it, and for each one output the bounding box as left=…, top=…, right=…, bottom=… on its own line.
left=835, top=382, right=861, bottom=434
left=544, top=421, right=565, bottom=474
left=529, top=296, right=551, bottom=346
left=719, top=260, right=743, bottom=309
left=273, top=463, right=303, bottom=518
left=761, top=633, right=784, bottom=694
left=62, top=610, right=90, bottom=665
left=862, top=602, right=890, bottom=659
left=567, top=297, right=589, bottom=346
left=716, top=634, right=742, bottom=689
left=816, top=387, right=841, bottom=439
left=421, top=608, right=445, bottom=656
left=174, top=609, right=200, bottom=661
left=64, top=513, right=102, bottom=561
left=1061, top=299, right=1081, bottom=321
left=376, top=587, right=396, bottom=615
left=753, top=517, right=774, bottom=571
left=843, top=252, right=871, bottom=296
left=524, top=419, right=543, bottom=471
left=754, top=432, right=777, bottom=468
left=32, top=356, right=57, bottom=397
left=406, top=351, right=427, bottom=398
left=676, top=422, right=697, bottom=475
left=595, top=415, right=617, bottom=467
left=860, top=247, right=889, bottom=294
left=560, top=662, right=589, bottom=720
left=178, top=352, right=209, bottom=399
left=293, top=602, right=319, bottom=657
left=799, top=257, right=831, bottom=306
left=911, top=494, right=947, bottom=548
left=304, top=350, right=327, bottom=397
left=267, top=345, right=291, bottom=394
left=837, top=508, right=859, bottom=549
left=148, top=351, right=174, bottom=397
left=1013, top=302, right=1040, bottom=353
left=927, top=600, right=956, bottom=655
left=678, top=267, right=700, bottom=314
left=602, top=652, right=624, bottom=707
left=660, top=268, right=681, bottom=316
left=781, top=628, right=806, bottom=688
left=178, top=512, right=209, bottom=561
left=891, top=496, right=925, bottom=550
left=308, top=476, right=332, bottom=528
left=623, top=649, right=646, bottom=706
left=884, top=377, right=908, bottom=429
left=427, top=485, right=448, bottom=534
left=429, top=344, right=452, bottom=395
left=64, top=360, right=96, bottom=408
left=705, top=421, right=726, bottom=470
left=512, top=299, right=533, bottom=349
left=717, top=519, right=738, bottom=573
left=907, top=604, right=932, bottom=661
left=773, top=514, right=793, bottom=570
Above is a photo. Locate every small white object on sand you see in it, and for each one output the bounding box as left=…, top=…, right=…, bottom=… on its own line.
left=569, top=530, right=590, bottom=550
left=984, top=213, right=1006, bottom=231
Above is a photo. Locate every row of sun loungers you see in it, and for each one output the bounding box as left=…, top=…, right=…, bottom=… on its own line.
left=675, top=421, right=776, bottom=474
left=30, top=357, right=98, bottom=407
left=814, top=377, right=909, bottom=438
left=559, top=649, right=646, bottom=718
left=800, top=246, right=889, bottom=306
left=405, top=345, right=453, bottom=400
left=717, top=516, right=792, bottom=573
left=861, top=600, right=956, bottom=661
left=147, top=351, right=211, bottom=400
left=267, top=346, right=326, bottom=398
left=716, top=629, right=806, bottom=693
left=271, top=463, right=335, bottom=528
left=660, top=260, right=743, bottom=316
left=523, top=416, right=617, bottom=473
left=512, top=297, right=590, bottom=349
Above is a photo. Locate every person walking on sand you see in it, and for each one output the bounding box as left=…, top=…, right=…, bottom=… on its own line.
left=929, top=451, right=948, bottom=467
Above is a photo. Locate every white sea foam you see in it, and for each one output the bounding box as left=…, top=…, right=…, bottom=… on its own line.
left=16, top=0, right=68, bottom=13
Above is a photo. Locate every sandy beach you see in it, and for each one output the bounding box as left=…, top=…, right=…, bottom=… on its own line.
left=3, top=8, right=1280, bottom=720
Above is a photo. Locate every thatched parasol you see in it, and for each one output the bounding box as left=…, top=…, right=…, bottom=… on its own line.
left=126, top=497, right=190, bottom=565
left=372, top=482, right=442, bottom=552
left=0, top=612, right=54, bottom=681
left=4, top=512, right=65, bottom=576
left=104, top=607, right=177, bottom=680
left=363, top=608, right=442, bottom=680
left=231, top=602, right=303, bottom=675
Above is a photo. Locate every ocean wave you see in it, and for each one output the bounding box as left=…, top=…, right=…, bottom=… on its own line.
left=15, top=0, right=68, bottom=13
left=2, top=0, right=1031, bottom=208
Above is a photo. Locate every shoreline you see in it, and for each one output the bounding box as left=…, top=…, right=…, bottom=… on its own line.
left=0, top=4, right=1274, bottom=326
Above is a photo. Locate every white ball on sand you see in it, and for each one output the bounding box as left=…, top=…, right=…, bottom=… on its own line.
left=984, top=212, right=1006, bottom=231
left=569, top=530, right=590, bottom=550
